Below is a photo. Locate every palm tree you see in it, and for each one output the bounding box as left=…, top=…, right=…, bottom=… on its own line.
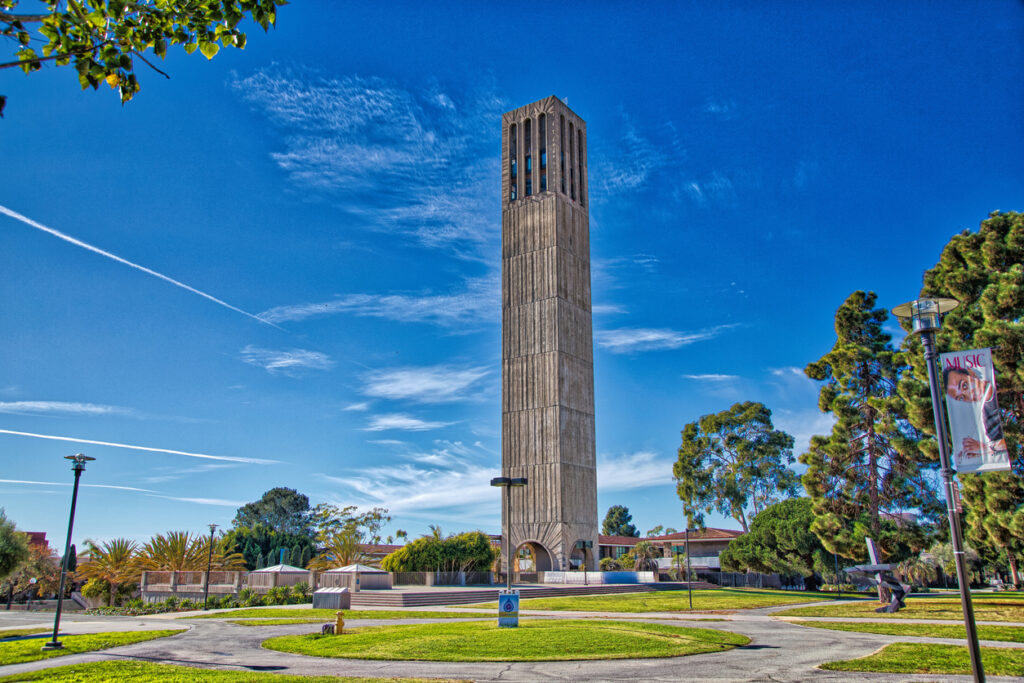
left=897, top=553, right=938, bottom=587
left=308, top=527, right=363, bottom=570
left=77, top=538, right=139, bottom=606
left=631, top=540, right=659, bottom=572
left=138, top=531, right=246, bottom=571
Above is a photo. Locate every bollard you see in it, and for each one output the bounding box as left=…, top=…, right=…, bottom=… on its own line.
left=334, top=611, right=345, bottom=634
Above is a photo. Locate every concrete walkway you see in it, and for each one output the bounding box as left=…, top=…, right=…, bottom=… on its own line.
left=1, top=605, right=1021, bottom=682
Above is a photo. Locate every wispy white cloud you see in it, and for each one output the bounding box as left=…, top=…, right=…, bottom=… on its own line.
left=0, top=401, right=132, bottom=416
left=231, top=68, right=506, bottom=259
left=363, top=413, right=453, bottom=431
left=240, top=345, right=334, bottom=376
left=680, top=171, right=737, bottom=207
left=597, top=451, right=674, bottom=492
left=596, top=324, right=738, bottom=354
left=139, top=463, right=236, bottom=484
left=590, top=113, right=684, bottom=199
left=257, top=275, right=499, bottom=328
left=343, top=402, right=370, bottom=412
left=703, top=99, right=737, bottom=118
left=0, top=478, right=156, bottom=493
left=0, top=429, right=277, bottom=464
left=682, top=374, right=739, bottom=381
left=362, top=365, right=489, bottom=404
left=148, top=494, right=245, bottom=507
left=592, top=304, right=627, bottom=315
left=0, top=204, right=276, bottom=328
left=321, top=441, right=493, bottom=514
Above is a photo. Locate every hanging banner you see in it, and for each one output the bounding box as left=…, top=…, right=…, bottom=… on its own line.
left=939, top=348, right=1011, bottom=473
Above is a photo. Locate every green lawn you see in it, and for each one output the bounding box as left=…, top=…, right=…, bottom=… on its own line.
left=792, top=620, right=1024, bottom=643
left=0, top=660, right=471, bottom=682
left=473, top=588, right=848, bottom=613
left=0, top=629, right=185, bottom=666
left=776, top=597, right=1024, bottom=622
left=821, top=642, right=1024, bottom=676
left=264, top=619, right=749, bottom=661
left=187, top=608, right=488, bottom=620
left=0, top=628, right=47, bottom=640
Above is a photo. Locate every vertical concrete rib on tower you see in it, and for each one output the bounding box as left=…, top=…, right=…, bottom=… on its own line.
left=501, top=95, right=598, bottom=571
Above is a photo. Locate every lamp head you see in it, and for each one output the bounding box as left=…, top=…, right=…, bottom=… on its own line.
left=490, top=476, right=512, bottom=487
left=892, top=297, right=959, bottom=334
left=509, top=477, right=528, bottom=487
left=64, top=453, right=94, bottom=471
left=209, top=523, right=219, bottom=534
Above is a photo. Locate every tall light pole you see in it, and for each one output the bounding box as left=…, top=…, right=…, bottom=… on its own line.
left=490, top=476, right=527, bottom=590
left=893, top=297, right=984, bottom=683
left=203, top=523, right=218, bottom=610
left=42, top=453, right=94, bottom=651
left=684, top=527, right=693, bottom=610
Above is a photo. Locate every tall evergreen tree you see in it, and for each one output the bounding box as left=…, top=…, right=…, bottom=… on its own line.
left=898, top=211, right=1024, bottom=586
left=601, top=505, right=639, bottom=537
left=802, top=291, right=939, bottom=560
left=288, top=545, right=302, bottom=568
left=674, top=401, right=798, bottom=532
left=300, top=545, right=312, bottom=569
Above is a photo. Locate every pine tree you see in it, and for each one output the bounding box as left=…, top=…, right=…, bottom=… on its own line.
left=898, top=211, right=1024, bottom=586
left=802, top=291, right=939, bottom=560
left=300, top=545, right=312, bottom=569
left=288, top=545, right=302, bottom=568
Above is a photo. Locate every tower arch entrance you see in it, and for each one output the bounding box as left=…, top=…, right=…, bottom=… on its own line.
left=514, top=541, right=554, bottom=573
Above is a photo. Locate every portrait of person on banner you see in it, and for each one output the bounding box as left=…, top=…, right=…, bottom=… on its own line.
left=941, top=354, right=1010, bottom=472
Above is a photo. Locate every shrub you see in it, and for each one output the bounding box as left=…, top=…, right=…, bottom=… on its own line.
left=162, top=596, right=179, bottom=609
left=599, top=557, right=619, bottom=571
left=266, top=586, right=288, bottom=605
left=292, top=582, right=311, bottom=602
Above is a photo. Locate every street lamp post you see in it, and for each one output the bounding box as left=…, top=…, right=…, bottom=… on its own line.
left=203, top=523, right=218, bottom=610
left=42, top=453, right=94, bottom=651
left=893, top=297, right=984, bottom=683
left=685, top=527, right=693, bottom=610
left=490, top=476, right=527, bottom=590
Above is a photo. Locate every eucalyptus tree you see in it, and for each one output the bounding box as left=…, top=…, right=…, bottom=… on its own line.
left=674, top=401, right=798, bottom=533
left=0, top=509, right=29, bottom=581
left=898, top=211, right=1024, bottom=585
left=801, top=291, right=939, bottom=560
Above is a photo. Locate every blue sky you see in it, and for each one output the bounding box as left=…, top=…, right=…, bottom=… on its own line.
left=1, top=2, right=1021, bottom=547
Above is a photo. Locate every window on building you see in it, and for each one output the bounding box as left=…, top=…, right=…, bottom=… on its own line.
left=569, top=121, right=576, bottom=201
left=540, top=173, right=547, bottom=191
left=526, top=178, right=532, bottom=196
left=560, top=115, right=566, bottom=193
left=508, top=123, right=517, bottom=202
left=539, top=114, right=547, bottom=171
left=524, top=118, right=532, bottom=180
left=577, top=128, right=585, bottom=206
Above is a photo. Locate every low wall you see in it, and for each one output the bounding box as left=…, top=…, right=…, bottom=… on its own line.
left=542, top=571, right=658, bottom=584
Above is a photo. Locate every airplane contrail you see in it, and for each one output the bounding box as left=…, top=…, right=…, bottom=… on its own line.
left=0, top=204, right=280, bottom=329
left=0, top=429, right=279, bottom=465
left=0, top=478, right=156, bottom=493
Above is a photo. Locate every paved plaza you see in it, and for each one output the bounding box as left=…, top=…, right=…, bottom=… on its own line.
left=1, top=598, right=1022, bottom=682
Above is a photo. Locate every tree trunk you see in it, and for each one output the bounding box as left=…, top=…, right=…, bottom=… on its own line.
left=1008, top=550, right=1021, bottom=588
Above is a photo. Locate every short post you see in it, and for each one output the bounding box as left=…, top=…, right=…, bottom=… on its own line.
left=42, top=453, right=94, bottom=651
left=491, top=475, right=527, bottom=627
left=334, top=611, right=345, bottom=634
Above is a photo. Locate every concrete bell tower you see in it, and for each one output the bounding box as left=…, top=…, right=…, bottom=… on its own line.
left=500, top=96, right=598, bottom=571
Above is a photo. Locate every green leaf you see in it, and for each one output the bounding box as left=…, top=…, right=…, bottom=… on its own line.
left=183, top=41, right=198, bottom=54
left=199, top=40, right=219, bottom=59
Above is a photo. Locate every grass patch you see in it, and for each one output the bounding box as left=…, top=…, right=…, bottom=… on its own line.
left=264, top=619, right=749, bottom=661
left=187, top=608, right=487, bottom=620
left=821, top=642, right=1024, bottom=676
left=0, top=660, right=471, bottom=682
left=473, top=588, right=848, bottom=613
left=792, top=620, right=1024, bottom=643
left=0, top=628, right=47, bottom=640
left=776, top=596, right=1024, bottom=622
left=0, top=629, right=184, bottom=666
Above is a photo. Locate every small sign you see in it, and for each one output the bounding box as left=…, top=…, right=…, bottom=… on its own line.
left=497, top=588, right=519, bottom=628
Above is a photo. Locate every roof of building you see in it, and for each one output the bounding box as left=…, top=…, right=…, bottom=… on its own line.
left=598, top=535, right=644, bottom=546
left=326, top=563, right=387, bottom=573
left=358, top=544, right=403, bottom=556
left=251, top=563, right=309, bottom=574
left=647, top=528, right=744, bottom=542
left=25, top=531, right=48, bottom=548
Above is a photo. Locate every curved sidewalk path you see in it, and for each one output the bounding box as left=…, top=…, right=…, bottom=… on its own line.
left=1, top=604, right=1021, bottom=682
